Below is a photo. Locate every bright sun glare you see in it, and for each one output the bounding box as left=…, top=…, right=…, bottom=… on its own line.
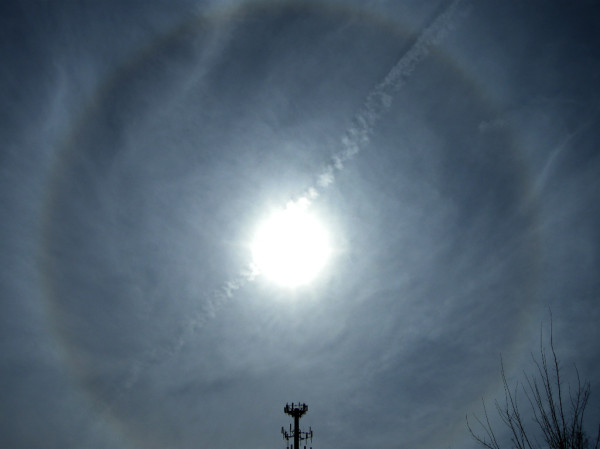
left=251, top=205, right=331, bottom=288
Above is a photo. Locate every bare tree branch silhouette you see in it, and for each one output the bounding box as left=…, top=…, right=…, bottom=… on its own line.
left=467, top=316, right=600, bottom=449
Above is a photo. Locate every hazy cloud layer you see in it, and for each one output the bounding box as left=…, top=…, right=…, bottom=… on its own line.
left=1, top=1, right=599, bottom=449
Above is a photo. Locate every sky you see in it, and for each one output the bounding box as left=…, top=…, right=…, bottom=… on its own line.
left=1, top=1, right=599, bottom=448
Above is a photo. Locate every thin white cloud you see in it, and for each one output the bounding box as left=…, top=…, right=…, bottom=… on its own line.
left=118, top=0, right=472, bottom=396
left=532, top=114, right=597, bottom=197
left=291, top=0, right=471, bottom=207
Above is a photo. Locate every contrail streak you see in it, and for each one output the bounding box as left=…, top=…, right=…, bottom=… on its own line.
left=295, top=0, right=471, bottom=203
left=115, top=0, right=471, bottom=398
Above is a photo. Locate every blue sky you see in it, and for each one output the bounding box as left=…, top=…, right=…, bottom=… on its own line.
left=1, top=1, right=599, bottom=448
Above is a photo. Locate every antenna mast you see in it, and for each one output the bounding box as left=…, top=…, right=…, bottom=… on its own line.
left=281, top=403, right=313, bottom=449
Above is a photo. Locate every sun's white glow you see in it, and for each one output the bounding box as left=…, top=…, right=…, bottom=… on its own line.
left=251, top=204, right=331, bottom=288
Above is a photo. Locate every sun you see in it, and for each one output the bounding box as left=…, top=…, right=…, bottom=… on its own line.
left=251, top=204, right=331, bottom=288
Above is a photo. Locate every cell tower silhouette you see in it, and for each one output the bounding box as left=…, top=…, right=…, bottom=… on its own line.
left=281, top=403, right=313, bottom=449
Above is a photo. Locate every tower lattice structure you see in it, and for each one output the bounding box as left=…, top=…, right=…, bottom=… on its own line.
left=281, top=402, right=313, bottom=449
